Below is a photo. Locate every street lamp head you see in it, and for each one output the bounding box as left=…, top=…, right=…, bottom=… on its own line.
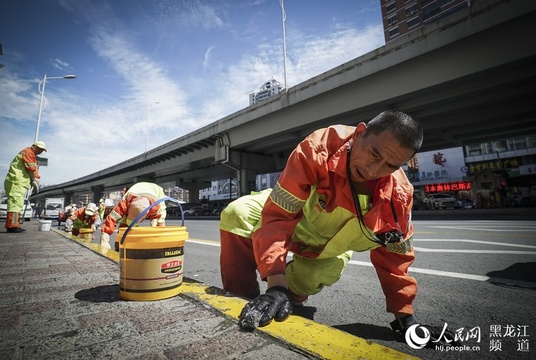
left=34, top=73, right=77, bottom=143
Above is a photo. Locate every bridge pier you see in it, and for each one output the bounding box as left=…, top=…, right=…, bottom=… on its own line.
left=91, top=186, right=106, bottom=203
left=176, top=180, right=211, bottom=203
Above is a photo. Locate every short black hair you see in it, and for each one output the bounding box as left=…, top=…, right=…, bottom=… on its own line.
left=365, top=110, right=423, bottom=154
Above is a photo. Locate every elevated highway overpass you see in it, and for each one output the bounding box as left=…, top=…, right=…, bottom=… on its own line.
left=35, top=0, right=535, bottom=204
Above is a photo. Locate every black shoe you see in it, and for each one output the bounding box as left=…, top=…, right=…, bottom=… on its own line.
left=6, top=228, right=25, bottom=233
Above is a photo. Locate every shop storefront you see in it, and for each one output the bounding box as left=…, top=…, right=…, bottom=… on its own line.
left=466, top=157, right=535, bottom=207
left=407, top=147, right=474, bottom=208
left=407, top=145, right=536, bottom=208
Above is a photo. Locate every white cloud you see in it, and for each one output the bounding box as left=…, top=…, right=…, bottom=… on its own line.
left=1, top=1, right=385, bottom=190
left=50, top=58, right=71, bottom=71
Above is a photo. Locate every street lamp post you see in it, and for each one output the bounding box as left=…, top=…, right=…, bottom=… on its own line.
left=145, top=101, right=160, bottom=152
left=34, top=73, right=76, bottom=143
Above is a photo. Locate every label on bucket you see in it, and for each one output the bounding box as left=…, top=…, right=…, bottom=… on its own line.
left=120, top=246, right=183, bottom=259
left=161, top=260, right=182, bottom=274
left=120, top=245, right=185, bottom=301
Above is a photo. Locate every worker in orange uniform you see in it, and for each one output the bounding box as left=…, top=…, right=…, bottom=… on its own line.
left=99, top=182, right=167, bottom=250
left=220, top=110, right=458, bottom=347
left=66, top=203, right=101, bottom=237
left=4, top=141, right=47, bottom=233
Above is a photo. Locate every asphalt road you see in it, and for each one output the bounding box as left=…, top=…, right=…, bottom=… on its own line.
left=87, top=212, right=535, bottom=359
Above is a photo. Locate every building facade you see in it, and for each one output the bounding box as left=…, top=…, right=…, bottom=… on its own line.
left=249, top=78, right=285, bottom=105
left=409, top=135, right=536, bottom=208
left=381, top=0, right=478, bottom=42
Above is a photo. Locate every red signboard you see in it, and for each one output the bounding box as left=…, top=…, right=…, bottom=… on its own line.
left=424, top=181, right=472, bottom=193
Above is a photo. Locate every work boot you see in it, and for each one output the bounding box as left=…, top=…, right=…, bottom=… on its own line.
left=5, top=212, right=24, bottom=233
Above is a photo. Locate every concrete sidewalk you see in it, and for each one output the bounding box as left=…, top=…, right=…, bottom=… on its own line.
left=0, top=221, right=416, bottom=360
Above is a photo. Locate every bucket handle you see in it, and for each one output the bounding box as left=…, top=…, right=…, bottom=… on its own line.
left=119, top=196, right=184, bottom=245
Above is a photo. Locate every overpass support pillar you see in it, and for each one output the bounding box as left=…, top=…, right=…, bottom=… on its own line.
left=176, top=181, right=211, bottom=203
left=217, top=146, right=275, bottom=198
left=64, top=192, right=74, bottom=206
left=91, top=186, right=106, bottom=203
left=238, top=169, right=257, bottom=197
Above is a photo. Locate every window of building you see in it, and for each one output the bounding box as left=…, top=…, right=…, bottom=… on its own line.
left=406, top=4, right=418, bottom=16
left=386, top=2, right=397, bottom=13
left=529, top=136, right=536, bottom=149
left=407, top=16, right=420, bottom=28
left=388, top=14, right=398, bottom=26
left=514, top=138, right=527, bottom=150
left=466, top=144, right=482, bottom=156
left=492, top=140, right=507, bottom=153
left=389, top=27, right=399, bottom=38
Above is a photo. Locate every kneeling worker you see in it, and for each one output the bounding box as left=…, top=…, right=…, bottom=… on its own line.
left=66, top=203, right=101, bottom=237
left=99, top=182, right=167, bottom=250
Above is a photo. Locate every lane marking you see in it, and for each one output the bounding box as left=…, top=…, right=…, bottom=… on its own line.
left=428, top=225, right=536, bottom=232
left=187, top=238, right=220, bottom=246
left=413, top=247, right=536, bottom=254
left=414, top=239, right=536, bottom=248
left=349, top=260, right=536, bottom=289
left=185, top=235, right=536, bottom=287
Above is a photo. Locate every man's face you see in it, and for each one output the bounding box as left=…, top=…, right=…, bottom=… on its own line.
left=33, top=146, right=45, bottom=155
left=348, top=124, right=414, bottom=182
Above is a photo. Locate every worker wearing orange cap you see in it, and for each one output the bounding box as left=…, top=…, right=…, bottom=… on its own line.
left=99, top=182, right=167, bottom=250
left=4, top=141, right=47, bottom=233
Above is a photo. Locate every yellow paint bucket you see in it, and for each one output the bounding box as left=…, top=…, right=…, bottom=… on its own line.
left=79, top=228, right=94, bottom=241
left=118, top=226, right=188, bottom=301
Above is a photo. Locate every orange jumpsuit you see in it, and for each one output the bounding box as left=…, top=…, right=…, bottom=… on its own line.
left=220, top=125, right=417, bottom=315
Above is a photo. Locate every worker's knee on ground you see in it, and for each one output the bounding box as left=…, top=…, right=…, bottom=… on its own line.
left=286, top=253, right=351, bottom=296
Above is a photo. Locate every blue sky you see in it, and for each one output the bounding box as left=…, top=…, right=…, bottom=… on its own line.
left=0, top=0, right=384, bottom=189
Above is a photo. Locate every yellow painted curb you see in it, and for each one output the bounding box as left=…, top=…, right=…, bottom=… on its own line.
left=53, top=228, right=418, bottom=359
left=53, top=228, right=119, bottom=262
left=179, top=281, right=419, bottom=360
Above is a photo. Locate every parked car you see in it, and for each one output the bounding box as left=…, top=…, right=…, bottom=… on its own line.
left=459, top=198, right=475, bottom=209
left=211, top=205, right=228, bottom=216
left=183, top=206, right=210, bottom=216
left=0, top=197, right=33, bottom=221
left=166, top=206, right=183, bottom=218
left=423, top=193, right=462, bottom=209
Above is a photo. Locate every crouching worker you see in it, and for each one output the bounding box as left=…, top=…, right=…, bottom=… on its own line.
left=99, top=182, right=167, bottom=251
left=66, top=203, right=101, bottom=238
left=220, top=110, right=459, bottom=348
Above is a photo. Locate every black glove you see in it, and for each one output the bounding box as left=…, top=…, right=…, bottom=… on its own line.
left=238, top=286, right=293, bottom=330
left=391, top=315, right=461, bottom=348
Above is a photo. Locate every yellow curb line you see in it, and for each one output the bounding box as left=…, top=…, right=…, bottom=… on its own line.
left=180, top=281, right=419, bottom=360
left=53, top=228, right=418, bottom=360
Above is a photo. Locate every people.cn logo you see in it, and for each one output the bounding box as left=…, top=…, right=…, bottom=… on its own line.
left=405, top=324, right=431, bottom=349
